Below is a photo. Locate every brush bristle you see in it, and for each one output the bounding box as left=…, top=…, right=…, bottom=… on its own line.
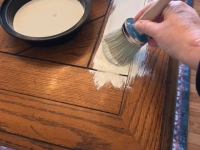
left=102, top=28, right=141, bottom=66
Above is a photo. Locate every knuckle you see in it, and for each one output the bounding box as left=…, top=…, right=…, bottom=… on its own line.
left=163, top=1, right=188, bottom=17
left=175, top=1, right=187, bottom=7
left=171, top=1, right=187, bottom=10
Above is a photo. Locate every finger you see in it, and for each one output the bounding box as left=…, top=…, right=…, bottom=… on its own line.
left=134, top=20, right=160, bottom=38
left=161, top=1, right=187, bottom=18
left=148, top=38, right=158, bottom=47
left=134, top=0, right=157, bottom=21
left=154, top=15, right=163, bottom=23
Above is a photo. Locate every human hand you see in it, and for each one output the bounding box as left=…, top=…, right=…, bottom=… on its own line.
left=134, top=1, right=200, bottom=70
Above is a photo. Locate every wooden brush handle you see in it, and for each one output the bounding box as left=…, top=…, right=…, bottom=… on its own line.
left=138, top=0, right=171, bottom=21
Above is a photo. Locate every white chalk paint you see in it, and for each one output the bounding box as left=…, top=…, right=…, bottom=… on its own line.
left=13, top=0, right=84, bottom=37
left=89, top=71, right=127, bottom=90
left=90, top=0, right=151, bottom=90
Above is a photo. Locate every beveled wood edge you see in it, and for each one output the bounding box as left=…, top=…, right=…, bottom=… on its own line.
left=0, top=52, right=125, bottom=114
left=88, top=0, right=114, bottom=68
left=87, top=0, right=180, bottom=147
left=0, top=0, right=111, bottom=56
left=0, top=130, right=69, bottom=150
left=118, top=48, right=168, bottom=149
left=159, top=58, right=179, bottom=150
left=0, top=89, right=142, bottom=149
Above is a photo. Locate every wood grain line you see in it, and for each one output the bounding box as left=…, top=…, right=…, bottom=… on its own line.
left=188, top=1, right=200, bottom=148
left=131, top=49, right=163, bottom=136
left=0, top=131, right=70, bottom=150
left=88, top=0, right=115, bottom=68
left=87, top=0, right=112, bottom=67
left=188, top=132, right=200, bottom=146
left=188, top=143, right=200, bottom=150
left=139, top=53, right=167, bottom=146
left=19, top=18, right=104, bottom=67
left=0, top=53, right=125, bottom=114
left=188, top=121, right=200, bottom=134
left=87, top=0, right=111, bottom=22
left=0, top=88, right=119, bottom=116
left=159, top=58, right=178, bottom=150
left=123, top=48, right=161, bottom=128
left=0, top=89, right=126, bottom=133
left=0, top=89, right=142, bottom=150
left=0, top=50, right=97, bottom=71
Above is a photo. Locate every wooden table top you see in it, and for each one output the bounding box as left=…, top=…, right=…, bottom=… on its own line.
left=0, top=0, right=179, bottom=150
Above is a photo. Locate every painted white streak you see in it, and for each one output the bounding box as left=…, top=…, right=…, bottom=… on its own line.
left=90, top=0, right=151, bottom=90
left=89, top=71, right=127, bottom=90
left=126, top=45, right=150, bottom=88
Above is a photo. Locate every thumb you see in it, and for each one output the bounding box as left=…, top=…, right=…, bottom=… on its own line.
left=134, top=20, right=159, bottom=38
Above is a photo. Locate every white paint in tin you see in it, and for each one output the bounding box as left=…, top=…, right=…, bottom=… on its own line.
left=13, top=0, right=84, bottom=37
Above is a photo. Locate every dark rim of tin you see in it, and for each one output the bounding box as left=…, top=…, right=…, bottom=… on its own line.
left=0, top=0, right=92, bottom=42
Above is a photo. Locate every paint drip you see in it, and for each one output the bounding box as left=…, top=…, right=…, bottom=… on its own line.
left=90, top=0, right=151, bottom=90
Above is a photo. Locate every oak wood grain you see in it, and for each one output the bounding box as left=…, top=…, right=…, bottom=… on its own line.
left=189, top=102, right=200, bottom=113
left=0, top=0, right=110, bottom=55
left=18, top=18, right=104, bottom=67
left=18, top=0, right=111, bottom=67
left=89, top=0, right=114, bottom=68
left=189, top=111, right=200, bottom=123
left=187, top=1, right=200, bottom=147
left=0, top=131, right=68, bottom=150
left=0, top=89, right=141, bottom=150
left=0, top=27, right=31, bottom=54
left=88, top=0, right=178, bottom=149
left=0, top=0, right=181, bottom=149
left=190, top=92, right=200, bottom=103
left=0, top=53, right=125, bottom=114
left=188, top=144, right=200, bottom=150
left=194, top=0, right=200, bottom=15
left=0, top=1, right=30, bottom=54
left=190, top=84, right=197, bottom=93
left=191, top=69, right=196, bottom=76
left=188, top=132, right=200, bottom=146
left=87, top=0, right=111, bottom=22
left=188, top=121, right=200, bottom=134
left=121, top=48, right=178, bottom=150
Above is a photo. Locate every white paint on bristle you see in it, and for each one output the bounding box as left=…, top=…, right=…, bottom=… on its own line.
left=93, top=43, right=130, bottom=75
left=127, top=45, right=151, bottom=87
left=90, top=0, right=151, bottom=90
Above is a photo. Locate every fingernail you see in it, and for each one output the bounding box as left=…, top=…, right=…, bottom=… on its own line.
left=135, top=20, right=141, bottom=26
left=134, top=21, right=140, bottom=29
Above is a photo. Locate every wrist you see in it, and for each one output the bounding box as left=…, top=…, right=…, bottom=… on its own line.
left=178, top=45, right=200, bottom=70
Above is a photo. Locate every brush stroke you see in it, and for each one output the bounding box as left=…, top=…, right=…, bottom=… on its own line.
left=90, top=0, right=151, bottom=89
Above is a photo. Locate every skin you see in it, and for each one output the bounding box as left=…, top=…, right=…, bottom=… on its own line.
left=134, top=1, right=200, bottom=70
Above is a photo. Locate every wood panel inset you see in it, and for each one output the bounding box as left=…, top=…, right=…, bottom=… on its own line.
left=0, top=27, right=31, bottom=54
left=0, top=0, right=182, bottom=149
left=87, top=0, right=111, bottom=22
left=121, top=48, right=178, bottom=150
left=20, top=18, right=104, bottom=67
left=88, top=0, right=179, bottom=148
left=0, top=0, right=110, bottom=56
left=0, top=131, right=68, bottom=150
left=0, top=53, right=125, bottom=114
left=0, top=0, right=30, bottom=54
left=0, top=89, right=141, bottom=150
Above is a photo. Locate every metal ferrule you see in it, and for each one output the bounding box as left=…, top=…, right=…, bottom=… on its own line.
left=121, top=18, right=149, bottom=47
left=122, top=23, right=144, bottom=47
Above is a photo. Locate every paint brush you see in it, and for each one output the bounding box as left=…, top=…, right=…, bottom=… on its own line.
left=102, top=0, right=171, bottom=66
